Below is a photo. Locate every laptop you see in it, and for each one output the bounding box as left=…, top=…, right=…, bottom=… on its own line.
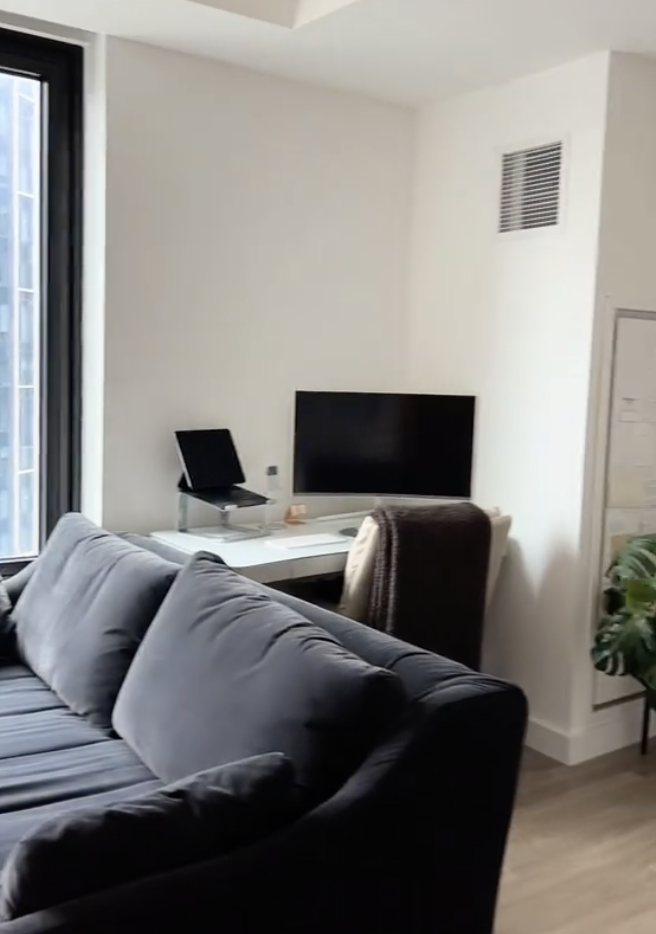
left=175, top=429, right=267, bottom=509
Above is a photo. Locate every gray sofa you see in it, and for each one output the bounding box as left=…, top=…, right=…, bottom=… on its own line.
left=0, top=516, right=527, bottom=934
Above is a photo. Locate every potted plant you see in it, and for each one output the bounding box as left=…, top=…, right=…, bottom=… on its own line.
left=592, top=535, right=656, bottom=714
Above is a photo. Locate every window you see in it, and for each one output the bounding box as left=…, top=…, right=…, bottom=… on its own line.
left=19, top=291, right=33, bottom=385
left=19, top=387, right=34, bottom=471
left=18, top=194, right=34, bottom=290
left=0, top=335, right=8, bottom=386
left=0, top=183, right=9, bottom=236
left=0, top=236, right=9, bottom=287
left=0, top=30, right=82, bottom=567
left=0, top=287, right=8, bottom=332
left=18, top=94, right=35, bottom=195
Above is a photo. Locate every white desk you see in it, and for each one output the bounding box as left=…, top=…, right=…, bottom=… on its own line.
left=151, top=518, right=360, bottom=584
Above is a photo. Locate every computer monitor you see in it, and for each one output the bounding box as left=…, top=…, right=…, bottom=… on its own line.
left=293, top=391, right=475, bottom=498
left=175, top=429, right=246, bottom=491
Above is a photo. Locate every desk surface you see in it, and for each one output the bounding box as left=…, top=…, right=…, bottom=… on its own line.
left=151, top=517, right=359, bottom=584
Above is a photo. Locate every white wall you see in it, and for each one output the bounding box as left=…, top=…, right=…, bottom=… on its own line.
left=98, top=38, right=414, bottom=531
left=86, top=36, right=656, bottom=761
left=596, top=54, right=656, bottom=306
left=571, top=53, right=656, bottom=746
left=404, top=55, right=610, bottom=742
left=81, top=35, right=107, bottom=525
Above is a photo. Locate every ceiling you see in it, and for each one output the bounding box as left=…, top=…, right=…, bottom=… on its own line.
left=186, top=1, right=363, bottom=29
left=2, top=0, right=656, bottom=105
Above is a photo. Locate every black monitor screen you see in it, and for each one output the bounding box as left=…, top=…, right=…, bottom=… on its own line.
left=175, top=429, right=245, bottom=491
left=293, top=392, right=475, bottom=498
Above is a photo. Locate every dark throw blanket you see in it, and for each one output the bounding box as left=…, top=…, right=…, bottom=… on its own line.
left=367, top=504, right=491, bottom=671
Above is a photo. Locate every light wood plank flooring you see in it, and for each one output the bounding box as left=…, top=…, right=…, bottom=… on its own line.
left=496, top=746, right=656, bottom=934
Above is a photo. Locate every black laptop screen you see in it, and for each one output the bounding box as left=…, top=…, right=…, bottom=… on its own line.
left=175, top=429, right=246, bottom=491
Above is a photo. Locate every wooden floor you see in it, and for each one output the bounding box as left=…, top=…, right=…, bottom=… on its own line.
left=496, top=746, right=656, bottom=934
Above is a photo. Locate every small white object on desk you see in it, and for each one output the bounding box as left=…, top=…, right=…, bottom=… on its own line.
left=150, top=517, right=363, bottom=584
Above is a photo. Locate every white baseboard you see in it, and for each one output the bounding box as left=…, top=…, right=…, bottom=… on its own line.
left=526, top=699, right=656, bottom=765
left=525, top=717, right=571, bottom=763
left=568, top=700, right=656, bottom=764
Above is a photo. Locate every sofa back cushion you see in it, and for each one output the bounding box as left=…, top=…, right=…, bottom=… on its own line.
left=12, top=514, right=178, bottom=730
left=113, top=554, right=405, bottom=800
left=0, top=753, right=295, bottom=921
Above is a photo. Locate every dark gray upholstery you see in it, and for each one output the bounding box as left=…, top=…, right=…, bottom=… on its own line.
left=0, top=753, right=295, bottom=921
left=12, top=514, right=179, bottom=730
left=0, top=582, right=14, bottom=662
left=2, top=564, right=36, bottom=609
left=0, top=663, right=160, bottom=870
left=0, top=534, right=527, bottom=934
left=118, top=533, right=204, bottom=568
left=113, top=554, right=406, bottom=797
left=115, top=535, right=487, bottom=691
left=0, top=583, right=10, bottom=624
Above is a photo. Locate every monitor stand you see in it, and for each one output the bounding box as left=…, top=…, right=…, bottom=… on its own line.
left=177, top=478, right=270, bottom=543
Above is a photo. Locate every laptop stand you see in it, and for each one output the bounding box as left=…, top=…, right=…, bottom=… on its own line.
left=177, top=476, right=271, bottom=542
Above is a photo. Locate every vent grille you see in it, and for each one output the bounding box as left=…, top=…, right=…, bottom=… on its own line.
left=499, top=142, right=563, bottom=233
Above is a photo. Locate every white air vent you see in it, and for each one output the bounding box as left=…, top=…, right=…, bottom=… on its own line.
left=499, top=142, right=563, bottom=234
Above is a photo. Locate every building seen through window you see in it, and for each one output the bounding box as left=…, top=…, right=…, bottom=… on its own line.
left=0, top=73, right=39, bottom=558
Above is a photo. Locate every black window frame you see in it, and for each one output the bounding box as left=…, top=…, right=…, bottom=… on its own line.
left=0, top=28, right=83, bottom=575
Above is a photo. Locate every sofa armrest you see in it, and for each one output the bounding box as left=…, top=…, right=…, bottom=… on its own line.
left=0, top=676, right=527, bottom=934
left=3, top=562, right=36, bottom=608
left=0, top=562, right=36, bottom=664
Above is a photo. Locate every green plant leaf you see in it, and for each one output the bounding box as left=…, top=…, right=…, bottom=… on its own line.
left=592, top=610, right=656, bottom=681
left=595, top=535, right=656, bottom=686
left=610, top=537, right=656, bottom=582
left=625, top=578, right=656, bottom=611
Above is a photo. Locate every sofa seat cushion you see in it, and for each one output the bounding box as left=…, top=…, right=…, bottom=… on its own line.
left=0, top=753, right=296, bottom=921
left=0, top=664, right=160, bottom=870
left=113, top=554, right=406, bottom=800
left=0, top=664, right=68, bottom=716
left=12, top=513, right=179, bottom=731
